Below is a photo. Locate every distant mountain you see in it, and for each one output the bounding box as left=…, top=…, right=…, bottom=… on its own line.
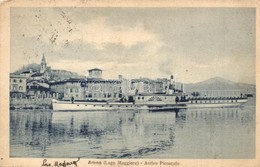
left=184, top=77, right=255, bottom=96
left=196, top=77, right=234, bottom=85
left=13, top=63, right=84, bottom=81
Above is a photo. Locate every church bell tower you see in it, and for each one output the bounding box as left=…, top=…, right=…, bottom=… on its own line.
left=40, top=54, right=47, bottom=73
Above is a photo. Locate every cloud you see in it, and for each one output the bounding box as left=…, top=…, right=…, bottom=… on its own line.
left=47, top=16, right=163, bottom=51
left=16, top=11, right=161, bottom=50
left=11, top=9, right=164, bottom=73
left=10, top=8, right=255, bottom=84
left=80, top=17, right=159, bottom=49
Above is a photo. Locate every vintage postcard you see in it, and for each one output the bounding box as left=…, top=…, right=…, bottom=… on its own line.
left=0, top=0, right=259, bottom=167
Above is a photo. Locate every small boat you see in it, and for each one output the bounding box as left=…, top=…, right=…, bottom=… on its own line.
left=245, top=94, right=254, bottom=97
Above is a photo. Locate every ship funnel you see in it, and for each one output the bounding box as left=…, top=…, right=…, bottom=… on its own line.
left=181, top=83, right=185, bottom=93
left=167, top=75, right=175, bottom=94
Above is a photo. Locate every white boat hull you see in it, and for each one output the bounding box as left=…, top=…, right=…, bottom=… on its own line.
left=185, top=98, right=247, bottom=109
left=52, top=99, right=148, bottom=111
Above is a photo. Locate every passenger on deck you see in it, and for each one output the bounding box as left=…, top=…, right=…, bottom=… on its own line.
left=175, top=96, right=179, bottom=103
left=71, top=96, right=74, bottom=104
left=240, top=93, right=243, bottom=98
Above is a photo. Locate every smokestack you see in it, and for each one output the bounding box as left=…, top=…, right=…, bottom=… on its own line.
left=167, top=75, right=175, bottom=94
left=181, top=83, right=185, bottom=93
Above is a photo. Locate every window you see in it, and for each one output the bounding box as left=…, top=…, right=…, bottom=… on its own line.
left=138, top=97, right=140, bottom=100
left=13, top=79, right=16, bottom=83
left=142, top=97, right=144, bottom=100
left=13, top=86, right=17, bottom=90
left=75, top=88, right=78, bottom=93
left=19, top=79, right=23, bottom=83
left=19, top=86, right=23, bottom=90
left=70, top=88, right=73, bottom=93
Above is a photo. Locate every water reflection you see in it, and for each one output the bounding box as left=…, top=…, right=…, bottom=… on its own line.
left=10, top=106, right=255, bottom=158
left=10, top=111, right=177, bottom=158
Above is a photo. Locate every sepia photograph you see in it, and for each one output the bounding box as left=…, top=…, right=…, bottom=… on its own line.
left=0, top=0, right=259, bottom=167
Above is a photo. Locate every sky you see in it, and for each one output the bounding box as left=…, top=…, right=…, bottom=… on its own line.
left=10, top=8, right=256, bottom=84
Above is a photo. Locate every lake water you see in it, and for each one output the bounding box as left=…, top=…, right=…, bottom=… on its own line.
left=10, top=98, right=255, bottom=158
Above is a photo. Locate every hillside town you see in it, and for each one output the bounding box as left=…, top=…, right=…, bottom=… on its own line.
left=10, top=55, right=184, bottom=109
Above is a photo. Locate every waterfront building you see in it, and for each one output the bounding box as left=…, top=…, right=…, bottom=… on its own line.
left=26, top=81, right=55, bottom=99
left=20, top=68, right=37, bottom=79
left=10, top=74, right=27, bottom=98
left=30, top=73, right=46, bottom=81
left=49, top=78, right=85, bottom=101
left=131, top=78, right=166, bottom=94
left=49, top=80, right=66, bottom=99
left=85, top=78, right=122, bottom=100
left=50, top=77, right=122, bottom=101
left=63, top=78, right=86, bottom=101
left=156, top=78, right=169, bottom=92
left=88, top=68, right=102, bottom=79
left=14, top=64, right=179, bottom=101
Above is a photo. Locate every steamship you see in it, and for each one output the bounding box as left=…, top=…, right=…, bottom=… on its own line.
left=52, top=75, right=248, bottom=111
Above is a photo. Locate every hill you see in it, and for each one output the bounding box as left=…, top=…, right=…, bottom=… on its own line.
left=13, top=63, right=41, bottom=74
left=184, top=77, right=255, bottom=96
left=13, top=63, right=84, bottom=81
left=50, top=69, right=85, bottom=81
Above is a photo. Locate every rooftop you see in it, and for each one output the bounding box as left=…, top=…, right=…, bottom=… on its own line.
left=10, top=74, right=27, bottom=78
left=21, top=70, right=37, bottom=74
left=88, top=68, right=102, bottom=72
left=31, top=73, right=44, bottom=77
